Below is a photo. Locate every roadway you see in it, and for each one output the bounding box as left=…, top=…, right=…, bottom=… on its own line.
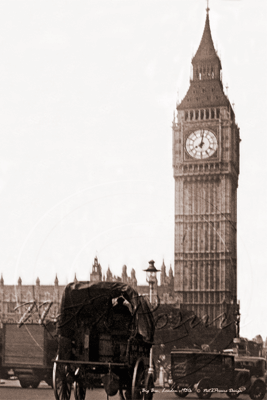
left=0, top=380, right=263, bottom=400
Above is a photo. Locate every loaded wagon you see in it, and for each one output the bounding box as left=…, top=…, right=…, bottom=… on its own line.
left=1, top=321, right=57, bottom=387
left=53, top=281, right=155, bottom=400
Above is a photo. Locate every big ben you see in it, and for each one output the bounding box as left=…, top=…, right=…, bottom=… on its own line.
left=173, top=7, right=240, bottom=323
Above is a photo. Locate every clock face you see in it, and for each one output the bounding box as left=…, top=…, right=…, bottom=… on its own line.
left=185, top=129, right=218, bottom=159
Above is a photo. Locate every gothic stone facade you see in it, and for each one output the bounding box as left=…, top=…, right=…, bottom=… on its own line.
left=173, top=10, right=240, bottom=323
left=0, top=257, right=175, bottom=325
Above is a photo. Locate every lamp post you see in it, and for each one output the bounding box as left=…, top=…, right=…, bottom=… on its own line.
left=234, top=304, right=241, bottom=339
left=144, top=260, right=160, bottom=305
left=232, top=303, right=241, bottom=354
left=143, top=260, right=159, bottom=389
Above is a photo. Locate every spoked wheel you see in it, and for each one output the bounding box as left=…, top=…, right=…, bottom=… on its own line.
left=143, top=372, right=154, bottom=400
left=132, top=358, right=146, bottom=400
left=74, top=380, right=86, bottom=400
left=53, top=355, right=72, bottom=400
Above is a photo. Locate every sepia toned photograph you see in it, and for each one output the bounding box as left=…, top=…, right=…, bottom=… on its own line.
left=0, top=1, right=266, bottom=399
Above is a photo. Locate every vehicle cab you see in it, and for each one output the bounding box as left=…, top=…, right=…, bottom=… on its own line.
left=234, top=356, right=267, bottom=382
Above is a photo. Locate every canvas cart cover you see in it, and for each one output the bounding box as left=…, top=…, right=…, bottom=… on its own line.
left=57, top=281, right=155, bottom=344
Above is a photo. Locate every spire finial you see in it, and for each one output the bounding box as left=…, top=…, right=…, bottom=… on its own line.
left=206, top=0, right=210, bottom=13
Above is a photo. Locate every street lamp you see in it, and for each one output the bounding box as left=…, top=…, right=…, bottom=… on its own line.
left=234, top=304, right=241, bottom=339
left=144, top=260, right=160, bottom=304
left=143, top=260, right=159, bottom=388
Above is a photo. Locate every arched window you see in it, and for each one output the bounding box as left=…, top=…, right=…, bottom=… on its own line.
left=211, top=67, right=214, bottom=79
left=198, top=66, right=202, bottom=80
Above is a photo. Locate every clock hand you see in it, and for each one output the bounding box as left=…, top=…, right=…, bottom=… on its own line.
left=199, top=131, right=205, bottom=148
left=197, top=139, right=205, bottom=149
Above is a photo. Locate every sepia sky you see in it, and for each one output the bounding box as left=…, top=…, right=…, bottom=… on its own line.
left=0, top=0, right=266, bottom=339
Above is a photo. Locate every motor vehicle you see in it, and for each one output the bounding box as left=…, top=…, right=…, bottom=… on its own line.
left=169, top=349, right=266, bottom=400
left=1, top=321, right=57, bottom=388
left=234, top=356, right=267, bottom=397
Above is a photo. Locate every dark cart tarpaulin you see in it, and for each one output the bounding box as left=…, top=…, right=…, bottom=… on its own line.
left=57, top=281, right=155, bottom=344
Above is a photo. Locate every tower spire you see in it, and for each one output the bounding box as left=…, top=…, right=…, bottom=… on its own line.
left=177, top=9, right=230, bottom=110
left=206, top=0, right=210, bottom=14
left=192, top=9, right=219, bottom=65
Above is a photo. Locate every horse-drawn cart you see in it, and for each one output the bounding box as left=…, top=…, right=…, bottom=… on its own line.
left=53, top=281, right=155, bottom=400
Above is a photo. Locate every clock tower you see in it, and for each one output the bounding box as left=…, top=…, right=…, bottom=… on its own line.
left=173, top=8, right=240, bottom=323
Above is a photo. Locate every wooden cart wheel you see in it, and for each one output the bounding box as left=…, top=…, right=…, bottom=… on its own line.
left=74, top=380, right=86, bottom=400
left=132, top=358, right=146, bottom=400
left=143, top=372, right=154, bottom=400
left=53, top=355, right=72, bottom=400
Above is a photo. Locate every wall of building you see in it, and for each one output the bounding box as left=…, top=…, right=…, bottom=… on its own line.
left=0, top=258, right=175, bottom=325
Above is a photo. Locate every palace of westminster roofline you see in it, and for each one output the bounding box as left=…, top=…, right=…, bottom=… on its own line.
left=0, top=257, right=176, bottom=324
